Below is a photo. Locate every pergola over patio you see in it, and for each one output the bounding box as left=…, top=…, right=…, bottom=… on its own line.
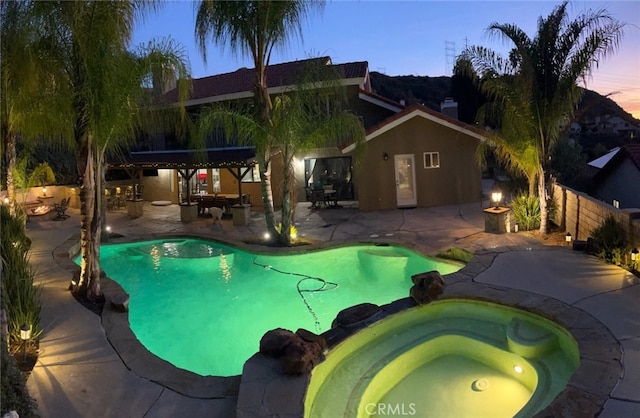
left=107, top=146, right=257, bottom=204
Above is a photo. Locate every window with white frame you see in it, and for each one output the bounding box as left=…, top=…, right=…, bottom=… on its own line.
left=423, top=152, right=440, bottom=169
left=241, top=165, right=261, bottom=183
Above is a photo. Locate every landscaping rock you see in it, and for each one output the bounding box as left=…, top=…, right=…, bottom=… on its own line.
left=296, top=328, right=327, bottom=352
left=259, top=328, right=297, bottom=357
left=281, top=337, right=323, bottom=375
left=333, top=303, right=381, bottom=327
left=110, top=293, right=130, bottom=312
left=410, top=271, right=444, bottom=304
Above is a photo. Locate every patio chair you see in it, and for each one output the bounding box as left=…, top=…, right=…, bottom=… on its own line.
left=52, top=197, right=70, bottom=221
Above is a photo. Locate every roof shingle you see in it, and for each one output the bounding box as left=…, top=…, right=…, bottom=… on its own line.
left=163, top=57, right=369, bottom=104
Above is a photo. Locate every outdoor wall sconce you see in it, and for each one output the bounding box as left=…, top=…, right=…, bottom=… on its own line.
left=565, top=232, right=572, bottom=245
left=20, top=324, right=31, bottom=361
left=383, top=152, right=389, bottom=161
left=491, top=189, right=502, bottom=209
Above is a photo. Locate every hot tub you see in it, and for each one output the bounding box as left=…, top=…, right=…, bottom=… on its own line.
left=305, top=299, right=579, bottom=418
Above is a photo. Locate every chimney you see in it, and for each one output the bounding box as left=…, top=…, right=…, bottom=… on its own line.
left=440, top=97, right=458, bottom=120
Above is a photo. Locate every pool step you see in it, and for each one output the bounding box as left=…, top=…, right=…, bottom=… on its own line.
left=507, top=318, right=557, bottom=358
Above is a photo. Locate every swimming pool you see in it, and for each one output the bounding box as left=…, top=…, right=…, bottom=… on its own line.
left=304, top=299, right=579, bottom=418
left=95, top=238, right=462, bottom=376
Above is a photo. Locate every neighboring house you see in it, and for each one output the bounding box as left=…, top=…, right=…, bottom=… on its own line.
left=111, top=57, right=487, bottom=210
left=583, top=115, right=640, bottom=138
left=587, top=144, right=640, bottom=209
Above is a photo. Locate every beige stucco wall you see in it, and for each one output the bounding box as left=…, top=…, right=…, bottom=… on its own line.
left=354, top=116, right=482, bottom=211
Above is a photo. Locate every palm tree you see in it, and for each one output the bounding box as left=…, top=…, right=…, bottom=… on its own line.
left=197, top=63, right=365, bottom=245
left=195, top=0, right=325, bottom=241
left=1, top=0, right=70, bottom=216
left=29, top=1, right=190, bottom=299
left=465, top=1, right=623, bottom=233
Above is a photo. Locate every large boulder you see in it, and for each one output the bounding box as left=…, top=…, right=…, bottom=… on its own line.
left=333, top=303, right=381, bottom=328
left=281, top=337, right=324, bottom=375
left=410, top=271, right=444, bottom=304
left=296, top=328, right=327, bottom=352
left=259, top=328, right=297, bottom=358
left=260, top=328, right=326, bottom=375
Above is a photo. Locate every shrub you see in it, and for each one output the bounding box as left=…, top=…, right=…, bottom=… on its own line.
left=510, top=193, right=540, bottom=231
left=0, top=206, right=42, bottom=349
left=1, top=333, right=38, bottom=417
left=591, top=216, right=628, bottom=264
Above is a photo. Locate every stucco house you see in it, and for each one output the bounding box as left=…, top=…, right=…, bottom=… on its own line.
left=111, top=57, right=487, bottom=211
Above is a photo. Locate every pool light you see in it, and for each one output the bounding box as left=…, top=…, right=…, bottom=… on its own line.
left=513, top=365, right=524, bottom=374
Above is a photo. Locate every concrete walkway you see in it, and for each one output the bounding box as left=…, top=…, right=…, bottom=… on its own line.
left=23, top=201, right=640, bottom=417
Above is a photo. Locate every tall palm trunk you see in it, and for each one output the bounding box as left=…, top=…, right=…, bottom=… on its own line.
left=78, top=137, right=102, bottom=300
left=254, top=65, right=278, bottom=238
left=278, top=148, right=294, bottom=246
left=538, top=164, right=549, bottom=234
left=257, top=153, right=277, bottom=238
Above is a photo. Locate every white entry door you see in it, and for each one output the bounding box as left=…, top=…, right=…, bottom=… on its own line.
left=394, top=154, right=417, bottom=207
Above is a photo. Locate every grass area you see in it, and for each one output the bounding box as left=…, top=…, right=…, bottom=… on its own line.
left=437, top=247, right=474, bottom=263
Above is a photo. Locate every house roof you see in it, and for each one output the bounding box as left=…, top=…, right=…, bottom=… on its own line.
left=357, top=89, right=404, bottom=113
left=108, top=147, right=257, bottom=170
left=588, top=147, right=620, bottom=169
left=163, top=57, right=370, bottom=107
left=342, top=104, right=487, bottom=153
left=592, top=143, right=640, bottom=183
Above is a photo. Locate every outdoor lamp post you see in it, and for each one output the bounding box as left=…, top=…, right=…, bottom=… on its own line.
left=20, top=324, right=31, bottom=362
left=42, top=186, right=47, bottom=197
left=491, top=189, right=503, bottom=209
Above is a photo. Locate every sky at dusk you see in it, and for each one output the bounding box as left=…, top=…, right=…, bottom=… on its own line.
left=132, top=0, right=640, bottom=119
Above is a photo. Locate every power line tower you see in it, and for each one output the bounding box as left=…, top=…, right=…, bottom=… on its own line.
left=445, top=40, right=456, bottom=75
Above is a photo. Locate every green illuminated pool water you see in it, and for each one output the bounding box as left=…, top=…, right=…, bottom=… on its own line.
left=305, top=299, right=579, bottom=418
left=94, top=238, right=461, bottom=376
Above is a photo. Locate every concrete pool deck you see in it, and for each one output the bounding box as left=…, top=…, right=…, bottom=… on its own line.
left=23, top=200, right=640, bottom=417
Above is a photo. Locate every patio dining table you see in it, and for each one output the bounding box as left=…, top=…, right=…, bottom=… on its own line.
left=190, top=193, right=250, bottom=215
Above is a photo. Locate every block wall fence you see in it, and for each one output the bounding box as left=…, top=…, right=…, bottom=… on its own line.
left=551, top=182, right=640, bottom=248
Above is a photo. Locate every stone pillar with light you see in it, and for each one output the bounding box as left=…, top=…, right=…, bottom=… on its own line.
left=484, top=187, right=511, bottom=233
left=632, top=248, right=639, bottom=272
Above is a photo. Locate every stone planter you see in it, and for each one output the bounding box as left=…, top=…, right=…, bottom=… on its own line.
left=231, top=204, right=251, bottom=226
left=180, top=203, right=199, bottom=223
left=126, top=199, right=144, bottom=219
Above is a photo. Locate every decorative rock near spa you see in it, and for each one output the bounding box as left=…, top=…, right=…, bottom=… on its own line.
left=333, top=303, right=381, bottom=328
left=110, top=293, right=130, bottom=312
left=410, top=271, right=444, bottom=304
left=259, top=328, right=297, bottom=357
left=281, top=337, right=324, bottom=375
left=296, top=328, right=327, bottom=352
left=260, top=328, right=326, bottom=375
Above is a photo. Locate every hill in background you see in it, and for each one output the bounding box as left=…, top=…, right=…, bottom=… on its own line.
left=369, top=71, right=638, bottom=127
